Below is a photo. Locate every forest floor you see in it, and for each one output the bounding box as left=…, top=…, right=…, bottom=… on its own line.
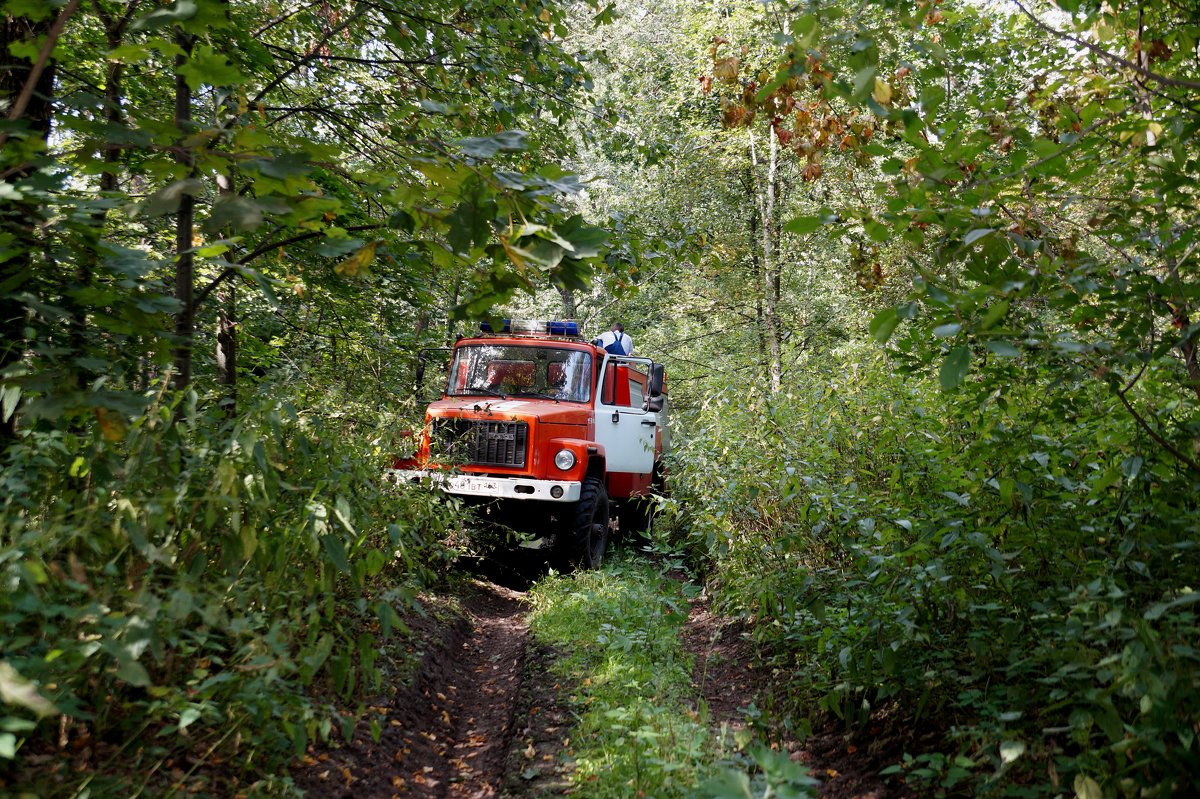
left=292, top=549, right=906, bottom=799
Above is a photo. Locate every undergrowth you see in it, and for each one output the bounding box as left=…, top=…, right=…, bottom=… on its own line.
left=528, top=554, right=817, bottom=799
left=0, top=380, right=463, bottom=797
left=661, top=345, right=1200, bottom=798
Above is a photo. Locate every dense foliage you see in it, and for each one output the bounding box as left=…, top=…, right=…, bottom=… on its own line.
left=631, top=0, right=1200, bottom=795
left=4, top=0, right=1198, bottom=795
left=1, top=0, right=612, bottom=792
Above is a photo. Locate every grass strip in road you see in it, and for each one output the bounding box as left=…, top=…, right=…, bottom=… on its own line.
left=528, top=555, right=709, bottom=797
left=528, top=554, right=816, bottom=799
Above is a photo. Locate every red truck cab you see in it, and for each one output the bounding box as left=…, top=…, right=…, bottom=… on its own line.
left=389, top=320, right=668, bottom=567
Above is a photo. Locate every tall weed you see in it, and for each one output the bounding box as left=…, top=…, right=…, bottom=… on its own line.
left=0, top=379, right=460, bottom=795
left=663, top=347, right=1200, bottom=797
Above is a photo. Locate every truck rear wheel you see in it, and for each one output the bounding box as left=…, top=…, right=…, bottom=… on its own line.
left=562, top=476, right=609, bottom=569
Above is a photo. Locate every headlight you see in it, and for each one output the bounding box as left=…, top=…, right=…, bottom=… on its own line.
left=554, top=449, right=577, bottom=471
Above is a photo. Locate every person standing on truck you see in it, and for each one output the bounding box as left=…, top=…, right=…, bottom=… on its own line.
left=594, top=323, right=633, bottom=355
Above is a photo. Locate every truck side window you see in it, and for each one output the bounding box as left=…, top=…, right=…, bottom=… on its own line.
left=601, top=363, right=646, bottom=409
left=601, top=363, right=617, bottom=405
left=627, top=374, right=644, bottom=408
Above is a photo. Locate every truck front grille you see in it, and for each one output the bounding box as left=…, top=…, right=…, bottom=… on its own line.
left=433, top=419, right=528, bottom=468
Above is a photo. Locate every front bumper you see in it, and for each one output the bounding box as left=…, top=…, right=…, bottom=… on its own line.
left=386, top=470, right=582, bottom=503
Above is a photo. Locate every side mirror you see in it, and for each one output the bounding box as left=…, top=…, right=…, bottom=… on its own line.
left=648, top=363, right=665, bottom=397
left=643, top=394, right=665, bottom=413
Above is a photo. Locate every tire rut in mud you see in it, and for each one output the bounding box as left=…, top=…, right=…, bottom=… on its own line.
left=681, top=587, right=900, bottom=799
left=293, top=581, right=532, bottom=798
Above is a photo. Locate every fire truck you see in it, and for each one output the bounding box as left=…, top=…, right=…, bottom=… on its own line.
left=389, top=319, right=668, bottom=568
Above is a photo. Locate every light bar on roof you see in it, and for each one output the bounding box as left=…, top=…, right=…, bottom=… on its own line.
left=478, top=319, right=581, bottom=337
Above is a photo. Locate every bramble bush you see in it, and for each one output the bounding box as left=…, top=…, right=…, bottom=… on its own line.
left=0, top=378, right=461, bottom=796
left=661, top=345, right=1200, bottom=797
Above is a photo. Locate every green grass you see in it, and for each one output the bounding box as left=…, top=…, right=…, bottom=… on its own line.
left=527, top=553, right=816, bottom=799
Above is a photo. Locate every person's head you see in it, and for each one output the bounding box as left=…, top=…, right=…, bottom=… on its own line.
left=611, top=323, right=624, bottom=333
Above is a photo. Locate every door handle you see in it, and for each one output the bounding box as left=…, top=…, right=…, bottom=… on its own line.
left=640, top=419, right=656, bottom=426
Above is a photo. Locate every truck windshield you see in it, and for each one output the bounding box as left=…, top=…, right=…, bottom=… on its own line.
left=446, top=345, right=594, bottom=403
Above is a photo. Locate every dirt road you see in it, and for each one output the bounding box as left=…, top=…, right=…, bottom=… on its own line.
left=294, top=572, right=898, bottom=799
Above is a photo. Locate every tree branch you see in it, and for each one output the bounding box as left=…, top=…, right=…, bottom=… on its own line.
left=193, top=224, right=384, bottom=308
left=1009, top=0, right=1200, bottom=91
left=1114, top=386, right=1200, bottom=475
left=0, top=0, right=82, bottom=148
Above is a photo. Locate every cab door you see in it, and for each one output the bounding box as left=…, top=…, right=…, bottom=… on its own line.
left=594, top=355, right=657, bottom=497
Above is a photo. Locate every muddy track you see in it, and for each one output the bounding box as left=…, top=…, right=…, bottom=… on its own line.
left=294, top=582, right=531, bottom=798
left=296, top=569, right=903, bottom=799
left=682, top=587, right=900, bottom=799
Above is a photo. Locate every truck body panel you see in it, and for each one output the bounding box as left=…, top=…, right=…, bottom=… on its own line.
left=389, top=321, right=667, bottom=566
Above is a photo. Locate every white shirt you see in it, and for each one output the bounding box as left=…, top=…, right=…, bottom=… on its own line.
left=595, top=330, right=633, bottom=355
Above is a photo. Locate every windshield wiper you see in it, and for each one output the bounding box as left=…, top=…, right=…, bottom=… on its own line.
left=455, top=387, right=505, bottom=398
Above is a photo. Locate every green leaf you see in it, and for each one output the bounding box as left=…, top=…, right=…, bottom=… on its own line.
left=963, top=228, right=994, bottom=247
left=116, top=659, right=151, bottom=687
left=1074, top=775, right=1102, bottom=799
left=986, top=340, right=1020, bottom=357
left=457, top=130, right=528, bottom=158
left=178, top=707, right=201, bottom=731
left=869, top=308, right=900, bottom=343
left=204, top=195, right=264, bottom=233
left=939, top=346, right=970, bottom=390
left=558, top=216, right=608, bottom=259
left=852, top=66, right=877, bottom=101
left=321, top=534, right=351, bottom=573
left=784, top=215, right=822, bottom=235
left=933, top=323, right=961, bottom=337
left=178, top=45, right=247, bottom=91
left=1144, top=591, right=1200, bottom=620
left=130, top=0, right=197, bottom=32
left=139, top=178, right=203, bottom=217
left=980, top=301, right=1009, bottom=330
left=864, top=219, right=890, bottom=242
left=754, top=66, right=794, bottom=104
left=0, top=384, right=20, bottom=423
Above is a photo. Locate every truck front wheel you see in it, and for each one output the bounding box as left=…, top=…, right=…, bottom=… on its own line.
left=562, top=476, right=610, bottom=569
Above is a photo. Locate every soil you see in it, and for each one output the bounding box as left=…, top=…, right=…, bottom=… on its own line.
left=293, top=581, right=531, bottom=798
left=680, top=585, right=911, bottom=799
left=295, top=564, right=925, bottom=799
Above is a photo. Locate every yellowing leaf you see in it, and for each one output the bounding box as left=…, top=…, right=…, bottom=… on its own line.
left=999, top=740, right=1025, bottom=763
left=539, top=7, right=551, bottom=22
left=0, top=661, right=58, bottom=718
left=713, top=57, right=740, bottom=84
left=334, top=242, right=377, bottom=277
left=95, top=408, right=127, bottom=442
left=1074, top=775, right=1102, bottom=799
left=872, top=77, right=893, bottom=105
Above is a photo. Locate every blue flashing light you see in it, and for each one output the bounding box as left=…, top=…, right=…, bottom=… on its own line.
left=478, top=319, right=581, bottom=337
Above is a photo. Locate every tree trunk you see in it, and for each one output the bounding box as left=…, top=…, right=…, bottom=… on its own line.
left=173, top=35, right=195, bottom=390
left=557, top=286, right=577, bottom=320
left=216, top=304, right=237, bottom=414
left=746, top=163, right=766, bottom=368
left=1, top=13, right=58, bottom=445
left=71, top=9, right=131, bottom=389
left=749, top=128, right=783, bottom=393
